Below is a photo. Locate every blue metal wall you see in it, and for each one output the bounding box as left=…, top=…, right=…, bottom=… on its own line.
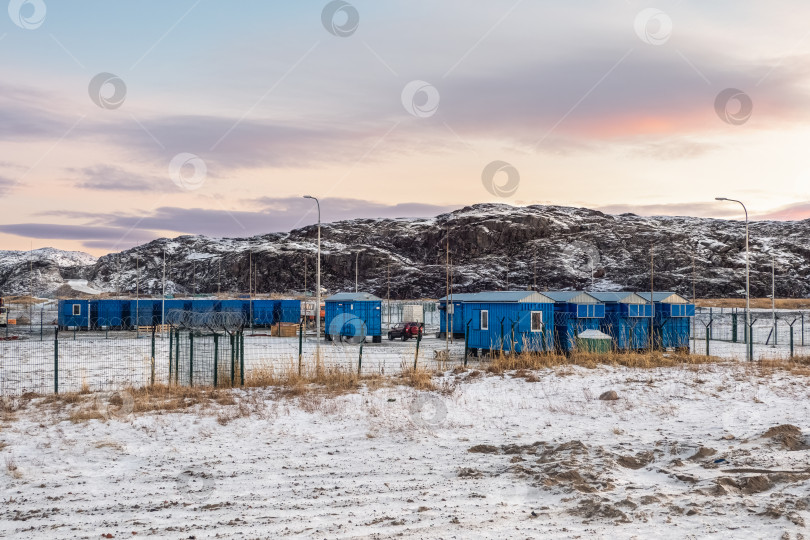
left=58, top=298, right=302, bottom=329
left=553, top=304, right=606, bottom=352
left=465, top=302, right=555, bottom=353
left=438, top=300, right=466, bottom=336
left=58, top=299, right=90, bottom=328
left=655, top=303, right=694, bottom=348
left=325, top=299, right=382, bottom=339
left=600, top=304, right=652, bottom=350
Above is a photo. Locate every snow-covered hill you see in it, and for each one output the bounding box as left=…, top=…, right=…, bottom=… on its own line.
left=2, top=204, right=808, bottom=298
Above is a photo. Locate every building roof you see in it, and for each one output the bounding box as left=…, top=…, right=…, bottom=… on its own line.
left=543, top=291, right=601, bottom=304
left=576, top=329, right=613, bottom=340
left=438, top=293, right=482, bottom=302
left=325, top=292, right=382, bottom=302
left=636, top=292, right=690, bottom=304
left=463, top=291, right=554, bottom=304
left=589, top=292, right=647, bottom=304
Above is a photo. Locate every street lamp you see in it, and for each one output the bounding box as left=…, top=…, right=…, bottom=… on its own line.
left=304, top=195, right=321, bottom=357
left=355, top=251, right=360, bottom=293
left=716, top=197, right=751, bottom=360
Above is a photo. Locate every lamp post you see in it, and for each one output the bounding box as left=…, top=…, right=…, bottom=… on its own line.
left=355, top=251, right=359, bottom=293
left=304, top=195, right=321, bottom=358
left=716, top=197, right=751, bottom=360
left=771, top=254, right=776, bottom=348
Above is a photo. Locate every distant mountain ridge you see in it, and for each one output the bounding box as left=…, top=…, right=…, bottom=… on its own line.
left=1, top=204, right=808, bottom=299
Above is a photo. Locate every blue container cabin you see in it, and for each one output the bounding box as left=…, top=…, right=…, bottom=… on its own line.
left=591, top=292, right=652, bottom=350
left=58, top=299, right=90, bottom=329
left=637, top=292, right=694, bottom=349
left=544, top=291, right=606, bottom=352
left=464, top=291, right=555, bottom=355
left=251, top=299, right=301, bottom=327
left=325, top=292, right=382, bottom=343
left=437, top=293, right=479, bottom=338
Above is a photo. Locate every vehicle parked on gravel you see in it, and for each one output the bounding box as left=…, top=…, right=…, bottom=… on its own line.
left=388, top=321, right=423, bottom=341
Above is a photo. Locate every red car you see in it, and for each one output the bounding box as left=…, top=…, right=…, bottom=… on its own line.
left=388, top=322, right=423, bottom=341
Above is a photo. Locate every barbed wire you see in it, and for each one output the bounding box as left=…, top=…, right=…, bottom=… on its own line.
left=165, top=309, right=246, bottom=332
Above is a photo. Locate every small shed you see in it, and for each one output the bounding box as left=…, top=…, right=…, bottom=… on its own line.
left=437, top=293, right=479, bottom=338
left=544, top=291, right=606, bottom=352
left=574, top=329, right=613, bottom=354
left=464, top=291, right=555, bottom=354
left=636, top=292, right=694, bottom=349
left=590, top=292, right=651, bottom=350
left=325, top=292, right=382, bottom=343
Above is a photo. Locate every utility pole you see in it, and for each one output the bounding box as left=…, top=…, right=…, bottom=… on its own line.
left=533, top=251, right=537, bottom=291
left=387, top=260, right=390, bottom=327
left=355, top=251, right=359, bottom=293
left=650, top=246, right=654, bottom=350
left=304, top=195, right=321, bottom=358
left=692, top=253, right=696, bottom=301
left=161, top=248, right=166, bottom=339
left=218, top=258, right=221, bottom=295
left=445, top=227, right=450, bottom=355
left=136, top=254, right=139, bottom=333
left=771, top=254, right=776, bottom=348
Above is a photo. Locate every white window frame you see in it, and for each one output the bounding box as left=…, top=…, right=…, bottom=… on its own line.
left=72, top=304, right=81, bottom=316
left=480, top=310, right=489, bottom=331
left=530, top=311, right=543, bottom=332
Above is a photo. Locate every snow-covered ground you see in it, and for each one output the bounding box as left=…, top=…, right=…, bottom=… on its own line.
left=1, top=361, right=809, bottom=538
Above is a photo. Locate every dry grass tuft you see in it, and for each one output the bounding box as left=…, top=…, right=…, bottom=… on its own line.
left=5, top=455, right=22, bottom=479
left=696, top=298, right=810, bottom=309
left=484, top=348, right=721, bottom=374
left=398, top=365, right=436, bottom=391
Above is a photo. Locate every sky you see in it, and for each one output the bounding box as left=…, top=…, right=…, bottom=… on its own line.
left=2, top=0, right=810, bottom=256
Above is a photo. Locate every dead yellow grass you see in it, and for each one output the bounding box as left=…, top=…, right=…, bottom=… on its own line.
left=484, top=348, right=721, bottom=374
left=696, top=298, right=810, bottom=309
left=244, top=357, right=384, bottom=396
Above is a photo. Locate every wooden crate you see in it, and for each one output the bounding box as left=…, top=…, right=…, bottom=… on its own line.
left=271, top=322, right=299, bottom=338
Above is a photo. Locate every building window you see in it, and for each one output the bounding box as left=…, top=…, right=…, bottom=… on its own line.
left=72, top=304, right=81, bottom=316
left=480, top=310, right=489, bottom=331
left=531, top=311, right=543, bottom=332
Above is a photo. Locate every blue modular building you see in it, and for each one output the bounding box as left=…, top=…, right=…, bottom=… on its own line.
left=464, top=291, right=556, bottom=354
left=324, top=292, right=382, bottom=343
left=437, top=293, right=480, bottom=338
left=59, top=299, right=90, bottom=329
left=251, top=299, right=302, bottom=327
left=637, top=292, right=694, bottom=349
left=590, top=292, right=652, bottom=350
left=544, top=291, right=606, bottom=352
left=58, top=298, right=303, bottom=330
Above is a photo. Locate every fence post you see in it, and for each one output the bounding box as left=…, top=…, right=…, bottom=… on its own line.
left=189, top=332, right=194, bottom=387
left=790, top=325, right=794, bottom=359
left=358, top=340, right=363, bottom=375
left=240, top=331, right=245, bottom=387
left=150, top=326, right=156, bottom=386
left=749, top=325, right=754, bottom=362
left=774, top=318, right=778, bottom=346
left=53, top=328, right=59, bottom=394
left=230, top=333, right=235, bottom=387
left=463, top=320, right=470, bottom=367
left=732, top=313, right=737, bottom=343
left=298, top=319, right=304, bottom=376
left=705, top=325, right=710, bottom=356
left=214, top=333, right=219, bottom=387
left=413, top=330, right=422, bottom=370
left=40, top=308, right=43, bottom=342
left=175, top=329, right=180, bottom=384
left=169, top=328, right=174, bottom=384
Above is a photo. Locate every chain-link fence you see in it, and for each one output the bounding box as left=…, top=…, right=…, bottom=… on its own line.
left=692, top=307, right=810, bottom=359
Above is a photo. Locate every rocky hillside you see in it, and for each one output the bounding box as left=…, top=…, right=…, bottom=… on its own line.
left=2, top=204, right=809, bottom=299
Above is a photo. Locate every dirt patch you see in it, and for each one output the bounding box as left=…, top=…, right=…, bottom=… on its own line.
left=617, top=452, right=653, bottom=470
left=568, top=498, right=628, bottom=522
left=457, top=468, right=484, bottom=478
left=688, top=447, right=717, bottom=461
left=468, top=444, right=499, bottom=454
left=762, top=424, right=807, bottom=451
